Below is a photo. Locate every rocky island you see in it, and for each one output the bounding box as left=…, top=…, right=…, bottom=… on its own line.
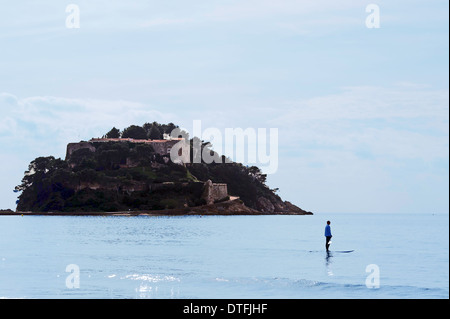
left=12, top=122, right=312, bottom=216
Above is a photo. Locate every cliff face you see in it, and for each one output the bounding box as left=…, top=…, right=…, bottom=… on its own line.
left=256, top=197, right=312, bottom=214
left=16, top=137, right=312, bottom=215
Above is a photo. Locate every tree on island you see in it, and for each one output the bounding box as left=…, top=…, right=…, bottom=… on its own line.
left=104, top=127, right=121, bottom=138
left=121, top=125, right=147, bottom=139
left=104, top=122, right=181, bottom=141
left=148, top=125, right=161, bottom=140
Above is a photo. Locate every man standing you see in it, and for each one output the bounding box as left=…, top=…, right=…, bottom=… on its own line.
left=325, top=221, right=332, bottom=251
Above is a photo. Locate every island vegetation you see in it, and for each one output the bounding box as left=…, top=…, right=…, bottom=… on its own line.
left=13, top=122, right=312, bottom=215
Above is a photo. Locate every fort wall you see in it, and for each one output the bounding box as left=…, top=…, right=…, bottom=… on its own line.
left=65, top=138, right=182, bottom=161
left=201, top=180, right=229, bottom=205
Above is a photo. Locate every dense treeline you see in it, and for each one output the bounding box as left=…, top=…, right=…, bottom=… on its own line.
left=104, top=122, right=179, bottom=140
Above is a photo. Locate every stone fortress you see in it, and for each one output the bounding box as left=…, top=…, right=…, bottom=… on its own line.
left=65, top=136, right=229, bottom=205
left=66, top=135, right=184, bottom=160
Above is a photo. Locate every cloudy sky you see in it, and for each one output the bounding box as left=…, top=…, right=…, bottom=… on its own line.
left=0, top=0, right=448, bottom=213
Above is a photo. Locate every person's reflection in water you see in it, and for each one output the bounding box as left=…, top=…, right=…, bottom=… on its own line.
left=325, top=251, right=333, bottom=276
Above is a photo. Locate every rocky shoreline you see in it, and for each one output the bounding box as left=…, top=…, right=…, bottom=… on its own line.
left=1, top=199, right=313, bottom=216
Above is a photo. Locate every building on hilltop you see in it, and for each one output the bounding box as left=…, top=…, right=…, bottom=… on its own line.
left=66, top=137, right=185, bottom=161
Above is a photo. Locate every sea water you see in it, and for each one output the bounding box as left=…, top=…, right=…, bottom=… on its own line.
left=0, top=213, right=448, bottom=299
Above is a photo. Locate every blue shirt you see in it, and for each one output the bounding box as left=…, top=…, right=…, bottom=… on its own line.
left=324, top=225, right=332, bottom=237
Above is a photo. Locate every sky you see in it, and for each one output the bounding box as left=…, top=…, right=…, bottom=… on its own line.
left=0, top=0, right=448, bottom=214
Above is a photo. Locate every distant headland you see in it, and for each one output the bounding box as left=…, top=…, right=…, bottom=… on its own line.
left=10, top=122, right=312, bottom=216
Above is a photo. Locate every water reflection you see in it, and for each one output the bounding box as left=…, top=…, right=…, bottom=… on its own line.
left=325, top=251, right=333, bottom=276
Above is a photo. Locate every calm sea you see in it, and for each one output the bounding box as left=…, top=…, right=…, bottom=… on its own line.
left=0, top=213, right=448, bottom=299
